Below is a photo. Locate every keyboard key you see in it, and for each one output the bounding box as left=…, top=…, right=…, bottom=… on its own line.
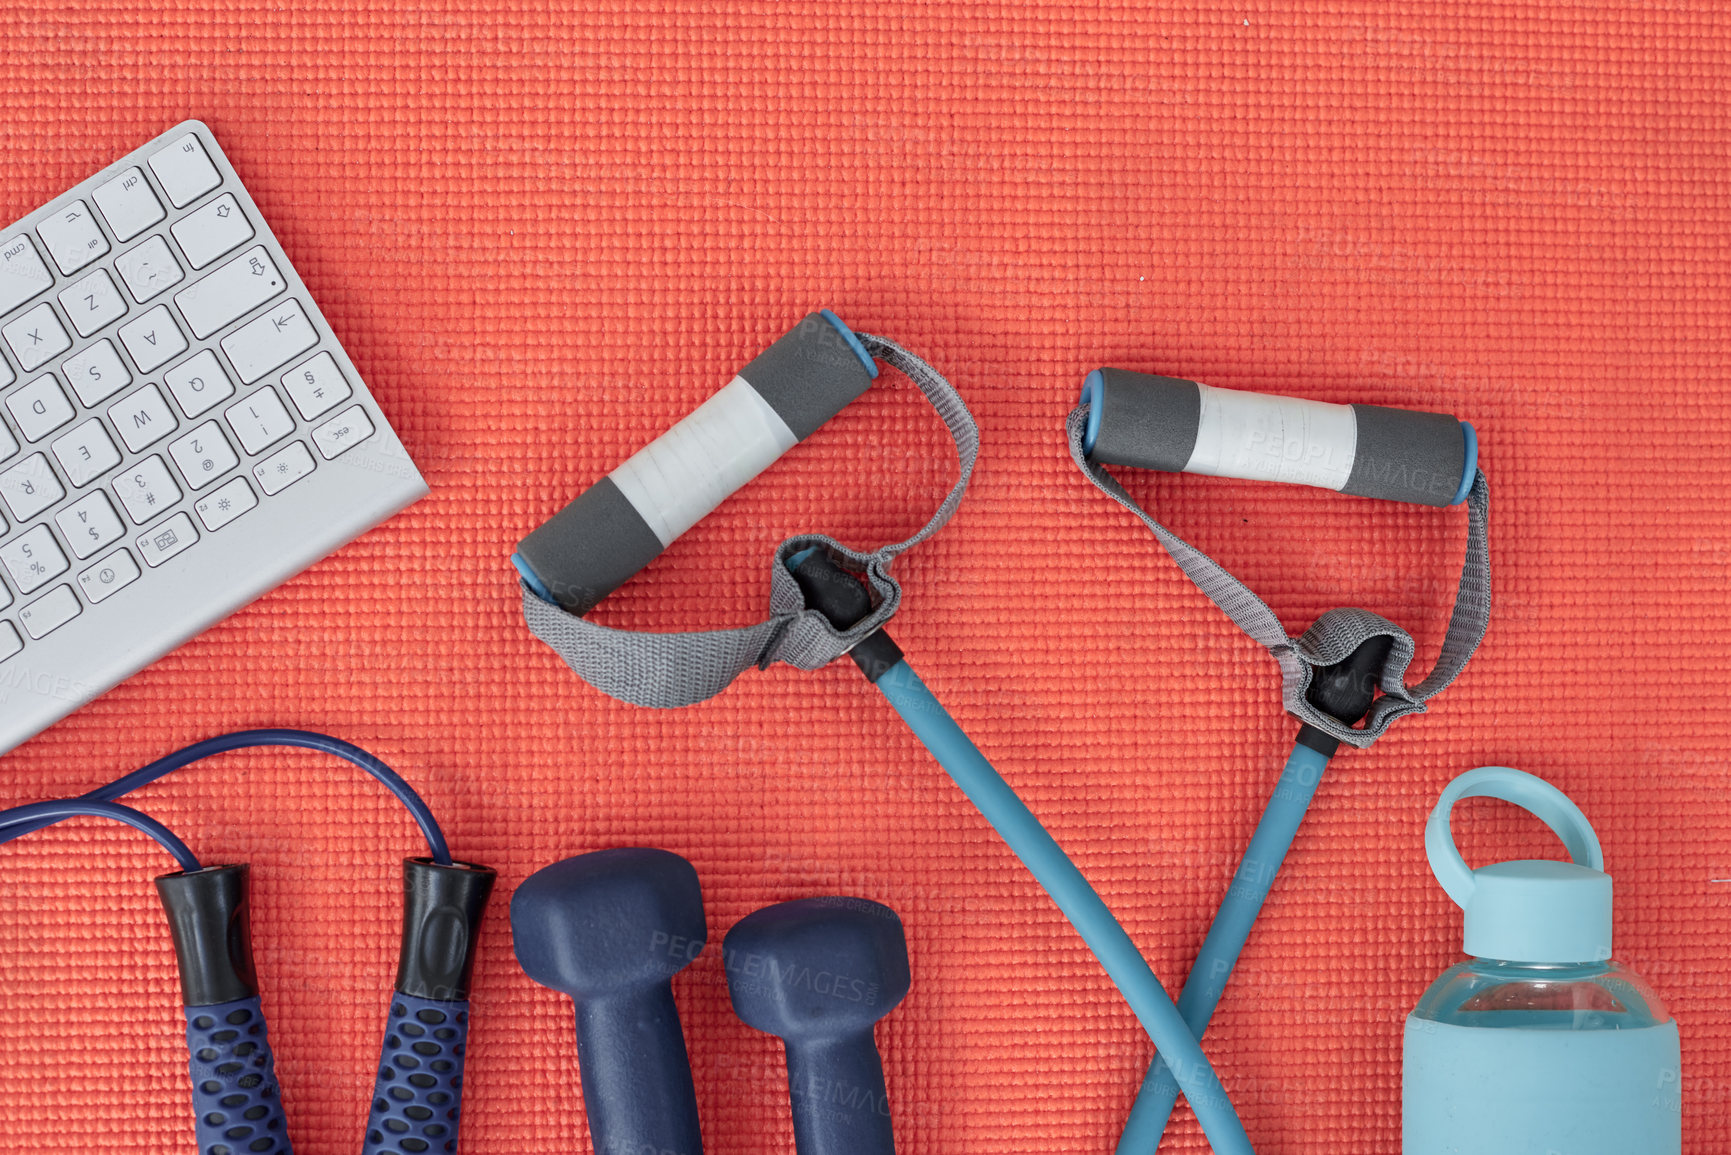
left=149, top=133, right=222, bottom=208
left=0, top=622, right=21, bottom=661
left=0, top=352, right=12, bottom=392
left=137, top=511, right=198, bottom=567
left=2, top=525, right=68, bottom=595
left=93, top=167, right=166, bottom=242
left=52, top=418, right=122, bottom=487
left=18, top=584, right=79, bottom=640
left=78, top=548, right=140, bottom=603
left=108, top=383, right=179, bottom=452
left=58, top=268, right=128, bottom=338
left=168, top=421, right=239, bottom=490
left=63, top=339, right=132, bottom=406
left=0, top=418, right=18, bottom=464
left=253, top=440, right=315, bottom=495
left=171, top=193, right=253, bottom=269
left=225, top=387, right=294, bottom=454
left=221, top=299, right=316, bottom=383
left=0, top=454, right=63, bottom=520
left=117, top=305, right=187, bottom=373
left=164, top=349, right=234, bottom=418
left=114, top=236, right=184, bottom=304
left=175, top=245, right=284, bottom=339
left=8, top=375, right=75, bottom=442
left=4, top=303, right=72, bottom=372
left=114, top=455, right=180, bottom=524
left=282, top=351, right=352, bottom=420
left=0, top=235, right=54, bottom=317
left=36, top=200, right=109, bottom=276
left=194, top=475, right=256, bottom=531
left=313, top=405, right=375, bottom=460
left=56, top=491, right=124, bottom=559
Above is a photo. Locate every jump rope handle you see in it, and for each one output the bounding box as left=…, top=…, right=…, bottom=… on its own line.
left=363, top=858, right=496, bottom=1155
left=156, top=865, right=294, bottom=1155
left=513, top=309, right=879, bottom=614
left=1080, top=368, right=1478, bottom=507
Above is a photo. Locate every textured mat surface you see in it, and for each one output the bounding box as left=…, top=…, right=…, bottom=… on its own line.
left=0, top=2, right=1726, bottom=1152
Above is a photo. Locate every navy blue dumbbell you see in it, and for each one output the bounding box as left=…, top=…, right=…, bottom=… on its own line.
left=512, top=847, right=708, bottom=1155
left=724, top=897, right=911, bottom=1155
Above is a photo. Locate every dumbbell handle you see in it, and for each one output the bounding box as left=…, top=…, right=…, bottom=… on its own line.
left=1080, top=368, right=1477, bottom=507
left=574, top=985, right=705, bottom=1155
left=785, top=1032, right=895, bottom=1155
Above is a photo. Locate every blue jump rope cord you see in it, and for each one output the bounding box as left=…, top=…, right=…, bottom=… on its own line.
left=874, top=659, right=1257, bottom=1155
left=0, top=798, right=202, bottom=871
left=1116, top=739, right=1332, bottom=1155
left=0, top=728, right=451, bottom=866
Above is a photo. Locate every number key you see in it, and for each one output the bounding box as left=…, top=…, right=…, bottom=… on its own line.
left=224, top=386, right=294, bottom=454
left=1, top=524, right=69, bottom=595
left=168, top=422, right=239, bottom=490
left=55, top=491, right=125, bottom=560
left=114, top=455, right=181, bottom=525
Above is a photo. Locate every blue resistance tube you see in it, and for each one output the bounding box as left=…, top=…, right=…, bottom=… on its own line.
left=875, top=659, right=1256, bottom=1155
left=1115, top=739, right=1332, bottom=1154
left=0, top=729, right=450, bottom=865
left=0, top=798, right=201, bottom=872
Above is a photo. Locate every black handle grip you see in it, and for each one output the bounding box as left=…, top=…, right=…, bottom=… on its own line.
left=155, top=864, right=257, bottom=1006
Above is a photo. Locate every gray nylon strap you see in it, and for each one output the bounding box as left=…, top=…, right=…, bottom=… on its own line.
left=1065, top=405, right=1490, bottom=748
left=522, top=333, right=979, bottom=707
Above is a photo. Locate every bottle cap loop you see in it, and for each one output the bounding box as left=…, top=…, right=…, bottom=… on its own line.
left=1426, top=766, right=1611, bottom=964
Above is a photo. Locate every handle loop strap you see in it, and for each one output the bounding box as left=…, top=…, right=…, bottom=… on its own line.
left=1065, top=404, right=1491, bottom=748
left=1425, top=765, right=1604, bottom=909
left=521, top=333, right=978, bottom=708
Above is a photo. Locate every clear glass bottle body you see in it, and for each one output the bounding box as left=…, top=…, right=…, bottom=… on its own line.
left=1410, top=957, right=1672, bottom=1030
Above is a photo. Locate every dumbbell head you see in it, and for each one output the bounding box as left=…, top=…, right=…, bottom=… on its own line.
left=512, top=846, right=707, bottom=998
left=725, top=896, right=910, bottom=1041
left=511, top=847, right=709, bottom=1155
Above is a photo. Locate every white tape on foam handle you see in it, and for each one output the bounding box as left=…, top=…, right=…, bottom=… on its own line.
left=608, top=375, right=800, bottom=547
left=1183, top=383, right=1358, bottom=491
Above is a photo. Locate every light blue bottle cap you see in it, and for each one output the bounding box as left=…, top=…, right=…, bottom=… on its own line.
left=1427, top=766, right=1612, bottom=965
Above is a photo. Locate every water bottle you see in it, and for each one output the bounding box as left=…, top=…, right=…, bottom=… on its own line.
left=1403, top=766, right=1682, bottom=1154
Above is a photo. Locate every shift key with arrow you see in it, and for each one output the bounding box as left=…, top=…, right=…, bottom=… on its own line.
left=174, top=244, right=285, bottom=339
left=170, top=192, right=254, bottom=269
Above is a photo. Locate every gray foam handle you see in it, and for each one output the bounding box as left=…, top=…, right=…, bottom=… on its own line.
left=516, top=312, right=876, bottom=615
left=1083, top=367, right=1470, bottom=507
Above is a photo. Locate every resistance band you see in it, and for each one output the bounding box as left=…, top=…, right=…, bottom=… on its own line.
left=517, top=315, right=1256, bottom=1154
left=1069, top=368, right=1491, bottom=1152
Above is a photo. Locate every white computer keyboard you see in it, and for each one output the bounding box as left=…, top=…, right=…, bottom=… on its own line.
left=0, top=120, right=427, bottom=754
